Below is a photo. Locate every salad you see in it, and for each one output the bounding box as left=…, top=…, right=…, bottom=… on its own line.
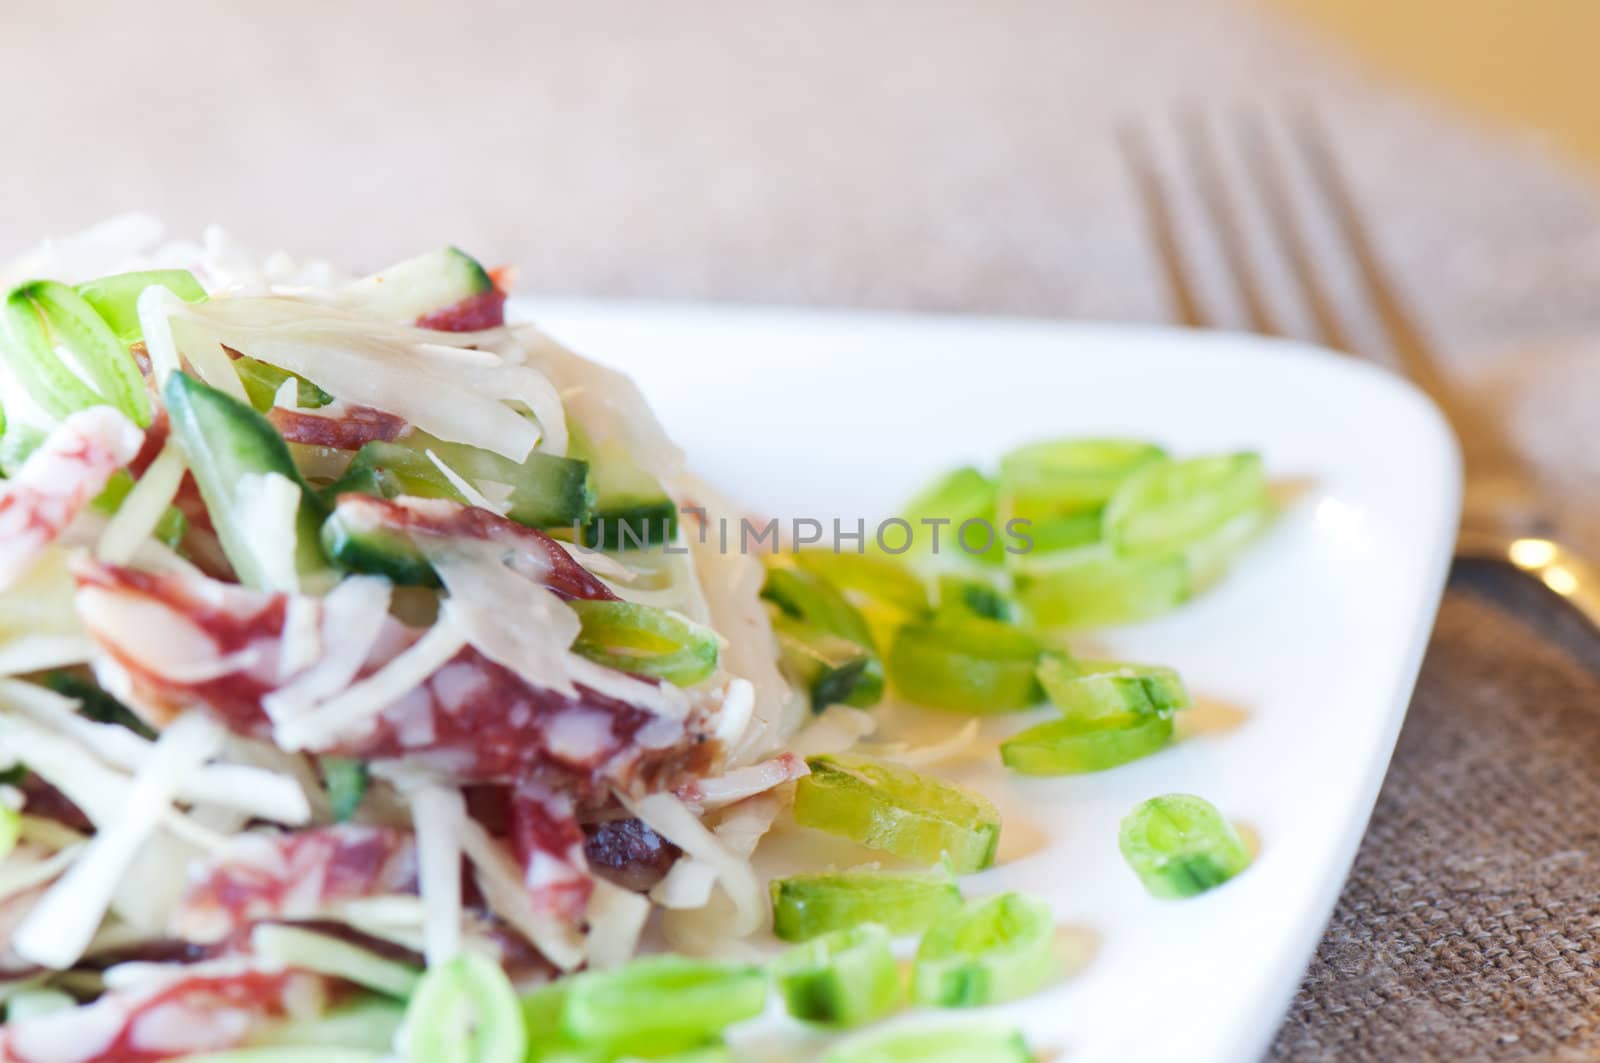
left=0, top=220, right=1273, bottom=1062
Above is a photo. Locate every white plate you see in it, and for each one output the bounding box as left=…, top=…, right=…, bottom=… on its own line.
left=522, top=300, right=1461, bottom=1063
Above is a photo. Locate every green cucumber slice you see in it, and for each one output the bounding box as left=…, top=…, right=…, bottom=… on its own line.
left=824, top=1024, right=1034, bottom=1063
left=999, top=437, right=1167, bottom=520
left=794, top=755, right=1000, bottom=873
left=1000, top=712, right=1173, bottom=776
left=163, top=372, right=331, bottom=590
left=3, top=281, right=147, bottom=424
left=886, top=619, right=1043, bottom=713
left=773, top=614, right=884, bottom=712
left=1035, top=655, right=1189, bottom=721
left=1014, top=547, right=1187, bottom=630
left=1119, top=793, right=1252, bottom=899
left=1104, top=452, right=1268, bottom=558
left=319, top=495, right=439, bottom=587
left=320, top=757, right=368, bottom=822
left=340, top=246, right=494, bottom=324
left=234, top=356, right=333, bottom=412
left=572, top=429, right=677, bottom=550
left=559, top=957, right=766, bottom=1057
left=792, top=550, right=930, bottom=615
left=772, top=923, right=902, bottom=1027
left=400, top=952, right=525, bottom=1063
left=900, top=465, right=1004, bottom=565
left=912, top=892, right=1057, bottom=1008
left=569, top=599, right=719, bottom=687
left=76, top=268, right=206, bottom=345
left=770, top=865, right=963, bottom=942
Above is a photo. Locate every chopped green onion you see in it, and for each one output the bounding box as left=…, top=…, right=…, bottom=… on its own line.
left=76, top=269, right=206, bottom=345
left=4, top=988, right=74, bottom=1022
left=999, top=437, right=1167, bottom=520
left=1035, top=655, right=1189, bottom=721
left=825, top=1024, right=1035, bottom=1063
left=1103, top=452, right=1268, bottom=558
left=772, top=923, right=902, bottom=1027
left=912, top=892, right=1056, bottom=1007
left=569, top=600, right=720, bottom=687
left=1000, top=712, right=1174, bottom=776
left=933, top=575, right=1021, bottom=625
left=560, top=956, right=766, bottom=1057
left=3, top=281, right=145, bottom=424
left=320, top=757, right=369, bottom=822
left=400, top=952, right=526, bottom=1063
left=235, top=356, right=334, bottom=412
left=1013, top=511, right=1103, bottom=557
left=900, top=466, right=1004, bottom=565
left=792, top=550, right=930, bottom=615
left=773, top=614, right=883, bottom=713
left=1013, top=548, right=1187, bottom=630
left=251, top=923, right=419, bottom=999
left=249, top=998, right=405, bottom=1051
left=1119, top=793, right=1252, bottom=898
left=763, top=567, right=878, bottom=649
left=770, top=864, right=963, bottom=942
left=886, top=619, right=1042, bottom=713
left=794, top=755, right=1000, bottom=873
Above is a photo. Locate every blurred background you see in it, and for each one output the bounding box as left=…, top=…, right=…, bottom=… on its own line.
left=4, top=2, right=1600, bottom=1059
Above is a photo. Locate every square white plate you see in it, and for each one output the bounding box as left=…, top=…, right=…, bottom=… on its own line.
left=522, top=300, right=1461, bottom=1063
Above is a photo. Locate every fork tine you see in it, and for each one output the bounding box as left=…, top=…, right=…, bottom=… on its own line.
left=1118, top=124, right=1207, bottom=328
left=1289, top=111, right=1451, bottom=397
left=1176, top=112, right=1281, bottom=336
left=1234, top=112, right=1354, bottom=353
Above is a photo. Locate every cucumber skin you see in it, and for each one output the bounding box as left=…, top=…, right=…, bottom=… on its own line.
left=163, top=372, right=330, bottom=589
left=580, top=498, right=678, bottom=550
left=319, top=505, right=441, bottom=588
left=341, top=247, right=495, bottom=324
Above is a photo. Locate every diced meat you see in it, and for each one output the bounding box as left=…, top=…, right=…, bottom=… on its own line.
left=173, top=826, right=417, bottom=945
left=417, top=289, right=507, bottom=332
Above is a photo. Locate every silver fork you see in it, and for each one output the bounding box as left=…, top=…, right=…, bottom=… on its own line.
left=1121, top=111, right=1599, bottom=632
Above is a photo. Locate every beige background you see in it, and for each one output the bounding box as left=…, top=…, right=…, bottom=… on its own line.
left=5, top=2, right=1600, bottom=1059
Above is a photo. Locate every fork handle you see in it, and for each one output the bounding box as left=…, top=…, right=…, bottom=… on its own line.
left=1456, top=528, right=1600, bottom=634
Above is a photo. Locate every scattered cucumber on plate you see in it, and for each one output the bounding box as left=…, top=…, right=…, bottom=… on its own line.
left=794, top=754, right=1000, bottom=873
left=911, top=892, right=1058, bottom=1008
left=771, top=923, right=902, bottom=1027
left=1119, top=793, right=1253, bottom=899
left=770, top=864, right=963, bottom=942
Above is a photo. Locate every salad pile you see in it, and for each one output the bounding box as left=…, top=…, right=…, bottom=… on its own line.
left=0, top=220, right=1271, bottom=1062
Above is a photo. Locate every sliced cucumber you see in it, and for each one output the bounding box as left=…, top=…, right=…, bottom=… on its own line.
left=999, top=712, right=1174, bottom=776
left=559, top=957, right=766, bottom=1057
left=886, top=619, right=1042, bottom=713
left=234, top=356, right=333, bottom=413
left=163, top=372, right=331, bottom=590
left=1119, top=793, right=1252, bottom=899
left=340, top=247, right=495, bottom=325
left=569, top=599, right=719, bottom=687
left=772, top=923, right=902, bottom=1028
left=1103, top=452, right=1268, bottom=558
left=933, top=575, right=1021, bottom=625
left=825, top=1024, right=1034, bottom=1063
left=773, top=614, right=884, bottom=712
left=76, top=268, right=206, bottom=345
left=320, top=495, right=440, bottom=587
left=901, top=465, right=1004, bottom=565
left=793, top=550, right=930, bottom=615
left=770, top=865, right=963, bottom=942
left=567, top=426, right=676, bottom=550
left=794, top=755, right=1000, bottom=873
left=764, top=566, right=884, bottom=710
left=327, top=436, right=592, bottom=530
left=1035, top=654, right=1189, bottom=721
left=1013, top=547, right=1187, bottom=630
left=911, top=892, right=1056, bottom=1008
left=999, top=437, right=1167, bottom=520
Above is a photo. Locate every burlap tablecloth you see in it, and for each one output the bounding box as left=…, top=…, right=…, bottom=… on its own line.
left=4, top=2, right=1599, bottom=1058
